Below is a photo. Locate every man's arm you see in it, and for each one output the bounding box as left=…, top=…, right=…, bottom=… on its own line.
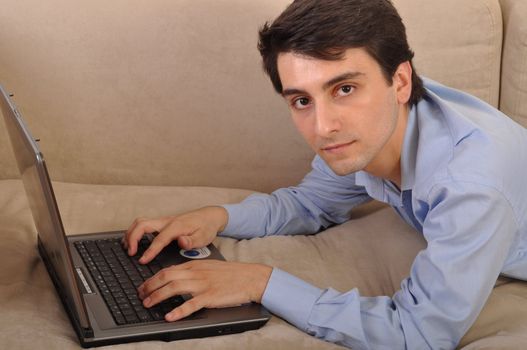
left=259, top=182, right=518, bottom=349
left=125, top=156, right=370, bottom=261
left=220, top=155, right=372, bottom=239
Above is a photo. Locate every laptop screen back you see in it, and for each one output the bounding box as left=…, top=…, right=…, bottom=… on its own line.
left=0, top=85, right=90, bottom=329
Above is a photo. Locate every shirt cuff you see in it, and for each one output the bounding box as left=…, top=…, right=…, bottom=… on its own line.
left=261, top=268, right=324, bottom=331
left=218, top=203, right=247, bottom=239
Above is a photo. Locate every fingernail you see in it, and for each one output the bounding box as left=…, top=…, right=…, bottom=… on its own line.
left=143, top=297, right=151, bottom=307
left=165, top=312, right=175, bottom=321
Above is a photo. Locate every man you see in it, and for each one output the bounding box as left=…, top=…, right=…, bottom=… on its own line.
left=123, top=0, right=527, bottom=348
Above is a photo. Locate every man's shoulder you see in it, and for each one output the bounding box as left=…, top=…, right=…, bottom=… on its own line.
left=412, top=79, right=527, bottom=198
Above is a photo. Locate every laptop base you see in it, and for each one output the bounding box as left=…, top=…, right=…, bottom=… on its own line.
left=39, top=234, right=270, bottom=348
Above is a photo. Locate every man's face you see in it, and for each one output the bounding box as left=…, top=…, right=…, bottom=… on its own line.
left=277, top=48, right=409, bottom=177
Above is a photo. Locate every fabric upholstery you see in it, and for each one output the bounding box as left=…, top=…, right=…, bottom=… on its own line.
left=0, top=0, right=308, bottom=192
left=395, top=0, right=503, bottom=107
left=0, top=0, right=504, bottom=192
left=2, top=180, right=527, bottom=349
left=499, top=0, right=527, bottom=127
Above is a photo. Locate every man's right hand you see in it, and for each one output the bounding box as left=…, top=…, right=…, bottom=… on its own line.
left=123, top=206, right=229, bottom=264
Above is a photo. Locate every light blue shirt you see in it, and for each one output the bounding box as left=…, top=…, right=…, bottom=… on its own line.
left=220, top=78, right=527, bottom=349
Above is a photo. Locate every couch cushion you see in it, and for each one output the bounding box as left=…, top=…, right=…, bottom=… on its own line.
left=394, top=0, right=503, bottom=107
left=459, top=280, right=527, bottom=348
left=2, top=179, right=527, bottom=349
left=499, top=0, right=527, bottom=127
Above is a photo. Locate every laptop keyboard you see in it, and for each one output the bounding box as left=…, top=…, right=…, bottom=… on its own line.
left=74, top=237, right=185, bottom=325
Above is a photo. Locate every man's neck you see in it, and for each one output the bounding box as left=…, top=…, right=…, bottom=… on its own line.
left=364, top=104, right=409, bottom=188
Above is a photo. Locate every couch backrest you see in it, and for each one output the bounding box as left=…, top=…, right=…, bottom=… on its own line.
left=396, top=0, right=502, bottom=107
left=499, top=0, right=527, bottom=127
left=0, top=0, right=508, bottom=192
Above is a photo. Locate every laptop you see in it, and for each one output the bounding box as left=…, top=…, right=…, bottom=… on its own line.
left=0, top=84, right=270, bottom=348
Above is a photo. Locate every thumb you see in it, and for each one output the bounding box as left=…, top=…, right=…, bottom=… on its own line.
left=179, top=229, right=214, bottom=249
left=177, top=235, right=193, bottom=250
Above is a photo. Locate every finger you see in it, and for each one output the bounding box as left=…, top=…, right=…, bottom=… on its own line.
left=142, top=278, right=205, bottom=308
left=125, top=218, right=140, bottom=237
left=122, top=218, right=142, bottom=249
left=176, top=235, right=192, bottom=250
left=126, top=218, right=166, bottom=256
left=159, top=260, right=199, bottom=272
left=138, top=268, right=197, bottom=300
left=123, top=219, right=141, bottom=254
left=165, top=296, right=207, bottom=322
left=178, top=228, right=211, bottom=250
left=139, top=229, right=176, bottom=264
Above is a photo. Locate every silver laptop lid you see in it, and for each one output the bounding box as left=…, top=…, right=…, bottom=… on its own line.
left=0, top=85, right=91, bottom=330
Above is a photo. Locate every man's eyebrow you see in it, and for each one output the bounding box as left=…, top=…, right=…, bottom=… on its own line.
left=282, top=88, right=306, bottom=97
left=281, top=71, right=365, bottom=97
left=322, top=71, right=364, bottom=90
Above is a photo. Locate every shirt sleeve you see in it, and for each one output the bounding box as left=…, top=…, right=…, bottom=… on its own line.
left=262, top=182, right=519, bottom=349
left=219, top=155, right=372, bottom=239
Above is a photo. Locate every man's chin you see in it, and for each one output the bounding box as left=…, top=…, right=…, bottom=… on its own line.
left=322, top=158, right=364, bottom=176
left=330, top=166, right=357, bottom=176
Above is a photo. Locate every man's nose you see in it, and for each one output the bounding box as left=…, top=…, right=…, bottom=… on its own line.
left=314, top=102, right=341, bottom=137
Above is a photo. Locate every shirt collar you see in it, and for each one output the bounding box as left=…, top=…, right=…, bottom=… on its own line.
left=355, top=170, right=383, bottom=200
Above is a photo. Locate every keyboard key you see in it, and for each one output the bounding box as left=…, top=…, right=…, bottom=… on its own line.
left=150, top=309, right=165, bottom=321
left=114, top=315, right=126, bottom=325
left=116, top=297, right=128, bottom=305
left=125, top=314, right=139, bottom=324
left=121, top=308, right=135, bottom=317
left=137, top=311, right=152, bottom=322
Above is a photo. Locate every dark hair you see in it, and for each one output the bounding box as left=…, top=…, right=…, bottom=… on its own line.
left=257, top=0, right=424, bottom=106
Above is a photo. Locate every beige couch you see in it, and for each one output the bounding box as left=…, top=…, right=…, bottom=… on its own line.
left=1, top=0, right=527, bottom=349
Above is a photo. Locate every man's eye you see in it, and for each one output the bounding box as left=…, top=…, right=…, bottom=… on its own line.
left=336, top=85, right=354, bottom=97
left=293, top=97, right=311, bottom=109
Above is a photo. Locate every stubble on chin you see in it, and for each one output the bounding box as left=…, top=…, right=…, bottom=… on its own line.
left=319, top=153, right=368, bottom=176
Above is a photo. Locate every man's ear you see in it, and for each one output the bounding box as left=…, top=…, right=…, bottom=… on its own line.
left=393, top=61, right=412, bottom=105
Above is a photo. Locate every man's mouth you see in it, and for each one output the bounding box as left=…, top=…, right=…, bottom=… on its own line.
left=321, top=141, right=354, bottom=153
